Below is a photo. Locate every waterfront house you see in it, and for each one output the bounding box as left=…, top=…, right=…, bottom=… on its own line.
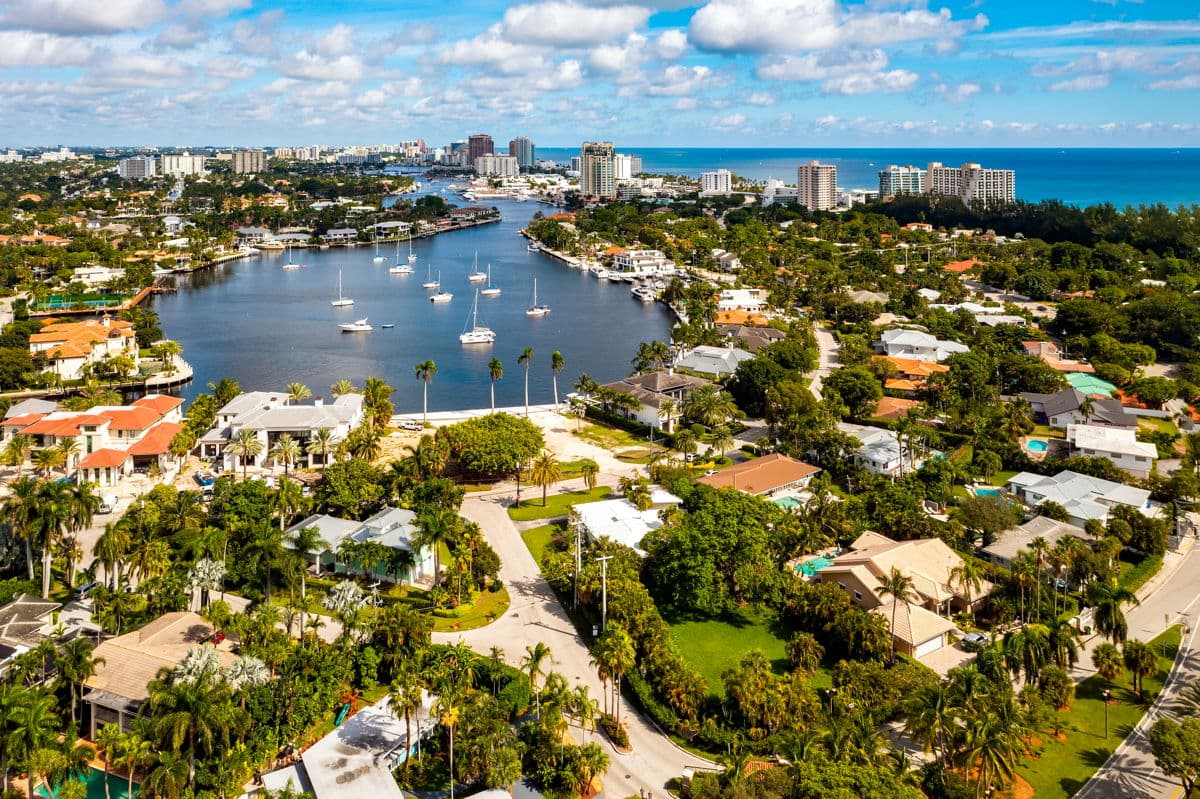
left=321, top=227, right=358, bottom=244
left=981, top=516, right=1093, bottom=570
left=1018, top=388, right=1136, bottom=430
left=599, top=370, right=710, bottom=432
left=717, top=288, right=769, bottom=312
left=1005, top=470, right=1153, bottom=526
left=29, top=316, right=139, bottom=381
left=371, top=220, right=412, bottom=237
left=235, top=226, right=272, bottom=246
left=673, top=345, right=754, bottom=378
left=610, top=249, right=676, bottom=277
left=283, top=507, right=436, bottom=585
left=72, top=264, right=125, bottom=287
left=198, top=391, right=365, bottom=471
left=1065, top=424, right=1157, bottom=477
left=875, top=328, right=969, bottom=363
left=695, top=453, right=820, bottom=497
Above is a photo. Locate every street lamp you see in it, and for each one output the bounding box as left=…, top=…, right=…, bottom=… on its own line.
left=1102, top=688, right=1111, bottom=739
left=596, top=555, right=613, bottom=634
left=826, top=687, right=837, bottom=716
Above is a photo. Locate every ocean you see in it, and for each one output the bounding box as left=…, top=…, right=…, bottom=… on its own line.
left=536, top=147, right=1200, bottom=209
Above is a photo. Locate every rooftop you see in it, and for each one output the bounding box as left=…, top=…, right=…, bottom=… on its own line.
left=696, top=453, right=820, bottom=495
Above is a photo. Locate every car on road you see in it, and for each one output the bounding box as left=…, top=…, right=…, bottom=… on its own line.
left=398, top=419, right=423, bottom=431
left=961, top=632, right=988, bottom=651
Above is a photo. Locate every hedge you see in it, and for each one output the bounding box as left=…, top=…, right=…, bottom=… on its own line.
left=1119, top=554, right=1163, bottom=594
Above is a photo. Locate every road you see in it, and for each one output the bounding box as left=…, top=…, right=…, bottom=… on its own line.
left=808, top=323, right=839, bottom=399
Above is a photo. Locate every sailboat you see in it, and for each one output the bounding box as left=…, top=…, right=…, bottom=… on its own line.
left=422, top=266, right=440, bottom=290
left=480, top=264, right=501, bottom=297
left=467, top=251, right=487, bottom=283
left=459, top=289, right=495, bottom=344
left=408, top=235, right=418, bottom=266
left=331, top=270, right=354, bottom=307
left=391, top=236, right=414, bottom=274
left=282, top=245, right=302, bottom=270
left=339, top=317, right=371, bottom=332
left=525, top=278, right=550, bottom=317
left=372, top=240, right=386, bottom=263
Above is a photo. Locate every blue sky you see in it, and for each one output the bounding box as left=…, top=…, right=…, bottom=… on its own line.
left=0, top=0, right=1198, bottom=147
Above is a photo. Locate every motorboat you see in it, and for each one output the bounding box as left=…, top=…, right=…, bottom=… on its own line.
left=381, top=324, right=395, bottom=329
left=459, top=289, right=495, bottom=344
left=422, top=267, right=440, bottom=289
left=527, top=241, right=540, bottom=252
left=480, top=264, right=501, bottom=297
left=467, top=251, right=487, bottom=282
left=631, top=284, right=657, bottom=303
left=339, top=318, right=372, bottom=332
left=589, top=265, right=610, bottom=280
left=331, top=271, right=354, bottom=306
left=430, top=290, right=453, bottom=304
left=525, top=278, right=550, bottom=317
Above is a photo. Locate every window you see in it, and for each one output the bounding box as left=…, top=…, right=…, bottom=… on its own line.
left=853, top=591, right=863, bottom=602
left=837, top=582, right=846, bottom=591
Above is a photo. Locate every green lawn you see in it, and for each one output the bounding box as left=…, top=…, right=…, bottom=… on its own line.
left=521, top=522, right=565, bottom=567
left=508, top=486, right=612, bottom=521
left=1138, top=416, right=1179, bottom=436
left=1016, top=625, right=1182, bottom=799
left=1032, top=424, right=1067, bottom=440
left=666, top=607, right=795, bottom=697
left=573, top=420, right=647, bottom=451
left=429, top=584, right=510, bottom=632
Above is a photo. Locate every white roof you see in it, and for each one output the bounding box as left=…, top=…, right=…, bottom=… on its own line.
left=574, top=498, right=672, bottom=556
left=1006, top=469, right=1152, bottom=513
left=1067, top=424, right=1157, bottom=460
left=674, top=345, right=755, bottom=376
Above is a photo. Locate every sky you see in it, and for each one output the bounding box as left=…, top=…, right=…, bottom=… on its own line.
left=0, top=0, right=1198, bottom=147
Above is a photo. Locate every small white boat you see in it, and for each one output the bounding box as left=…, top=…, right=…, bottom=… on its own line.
left=590, top=265, right=610, bottom=280
left=525, top=278, right=550, bottom=317
left=459, top=289, right=495, bottom=344
left=282, top=245, right=302, bottom=270
left=339, top=318, right=372, bottom=332
left=390, top=261, right=413, bottom=275
left=372, top=241, right=386, bottom=263
left=527, top=242, right=539, bottom=252
left=152, top=267, right=174, bottom=276
left=331, top=271, right=354, bottom=307
left=467, top=251, right=486, bottom=283
left=631, top=284, right=657, bottom=303
left=422, top=267, right=440, bottom=290
left=480, top=264, right=501, bottom=297
left=430, top=290, right=453, bottom=304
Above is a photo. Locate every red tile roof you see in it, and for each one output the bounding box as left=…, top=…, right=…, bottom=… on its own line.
left=21, top=414, right=108, bottom=437
left=79, top=448, right=129, bottom=469
left=132, top=395, right=184, bottom=415
left=696, top=453, right=820, bottom=494
left=943, top=258, right=984, bottom=274
left=1, top=413, right=46, bottom=428
left=126, top=421, right=182, bottom=456
left=100, top=406, right=161, bottom=431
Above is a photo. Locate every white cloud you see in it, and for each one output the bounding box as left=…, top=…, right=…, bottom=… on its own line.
left=588, top=33, right=648, bottom=73
left=756, top=48, right=888, bottom=81
left=436, top=27, right=550, bottom=73
left=1149, top=74, right=1200, bottom=90
left=0, top=0, right=167, bottom=34
left=316, top=24, right=357, bottom=57
left=149, top=23, right=208, bottom=50
left=276, top=51, right=365, bottom=82
left=745, top=91, right=776, bottom=105
left=204, top=55, right=254, bottom=81
left=86, top=53, right=189, bottom=89
left=934, top=82, right=981, bottom=102
left=822, top=69, right=918, bottom=95
left=636, top=64, right=717, bottom=96
left=0, top=31, right=93, bottom=65
left=708, top=112, right=747, bottom=130
left=689, top=0, right=985, bottom=53
left=500, top=2, right=649, bottom=47
left=655, top=29, right=687, bottom=59
left=1050, top=74, right=1110, bottom=91
left=672, top=97, right=697, bottom=110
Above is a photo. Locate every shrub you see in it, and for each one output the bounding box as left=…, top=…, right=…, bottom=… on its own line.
left=599, top=713, right=629, bottom=748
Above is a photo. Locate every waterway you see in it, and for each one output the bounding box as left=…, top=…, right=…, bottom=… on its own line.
left=149, top=193, right=672, bottom=412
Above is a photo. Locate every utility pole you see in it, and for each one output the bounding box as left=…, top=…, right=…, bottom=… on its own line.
left=573, top=522, right=581, bottom=611
left=596, top=555, right=613, bottom=634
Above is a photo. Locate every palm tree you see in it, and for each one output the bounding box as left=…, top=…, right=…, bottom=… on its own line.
left=1029, top=536, right=1050, bottom=620
left=35, top=479, right=73, bottom=597
left=245, top=526, right=285, bottom=603
left=207, top=377, right=241, bottom=406
left=286, top=382, right=311, bottom=405
left=949, top=558, right=986, bottom=619
left=55, top=436, right=82, bottom=474
left=681, top=384, right=737, bottom=428
left=518, top=346, right=534, bottom=416
left=226, top=428, right=263, bottom=480
left=330, top=379, right=357, bottom=398
left=1004, top=623, right=1051, bottom=684
left=269, top=433, right=301, bottom=477
left=169, top=429, right=196, bottom=465
left=6, top=689, right=59, bottom=791
left=877, top=567, right=917, bottom=664
left=1122, top=639, right=1156, bottom=696
left=961, top=695, right=1029, bottom=799
left=31, top=446, right=64, bottom=478
left=306, top=427, right=335, bottom=469
left=55, top=637, right=104, bottom=724
left=902, top=681, right=956, bottom=766
left=149, top=674, right=247, bottom=789
left=551, top=350, right=564, bottom=408
left=580, top=459, right=599, bottom=490
left=599, top=625, right=636, bottom=725
left=4, top=433, right=33, bottom=477
left=414, top=360, right=437, bottom=425
left=673, top=429, right=697, bottom=461
left=94, top=523, right=131, bottom=591
left=487, top=356, right=503, bottom=412
left=362, top=376, right=395, bottom=429
left=414, top=507, right=460, bottom=588
left=1088, top=581, right=1140, bottom=643
left=5, top=475, right=42, bottom=580
left=1079, top=395, right=1095, bottom=425
left=521, top=642, right=553, bottom=719
left=657, top=398, right=677, bottom=434
left=1093, top=642, right=1124, bottom=687
left=1046, top=616, right=1083, bottom=668
left=142, top=749, right=189, bottom=799
left=710, top=425, right=734, bottom=459
left=287, top=524, right=323, bottom=634
left=387, top=667, right=424, bottom=778
left=528, top=450, right=561, bottom=506
left=95, top=723, right=123, bottom=799
left=113, top=732, right=154, bottom=799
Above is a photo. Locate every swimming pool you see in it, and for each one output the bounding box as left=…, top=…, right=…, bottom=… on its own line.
left=1026, top=440, right=1049, bottom=453
left=774, top=497, right=802, bottom=511
left=796, top=556, right=834, bottom=576
left=975, top=488, right=1001, bottom=497
left=36, top=768, right=138, bottom=799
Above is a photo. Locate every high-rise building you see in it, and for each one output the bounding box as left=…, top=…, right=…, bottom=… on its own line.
left=925, top=162, right=1015, bottom=205
left=468, top=134, right=494, bottom=165
left=475, top=154, right=520, bottom=177
left=117, top=155, right=156, bottom=179
left=878, top=165, right=925, bottom=197
left=797, top=160, right=837, bottom=211
left=613, top=153, right=635, bottom=181
left=580, top=141, right=616, bottom=201
left=231, top=149, right=268, bottom=174
left=700, top=168, right=733, bottom=196
left=508, top=136, right=535, bottom=168
left=160, top=152, right=206, bottom=177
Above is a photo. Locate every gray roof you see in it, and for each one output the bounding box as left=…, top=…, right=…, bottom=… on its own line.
left=1019, top=389, right=1136, bottom=427
left=982, top=516, right=1093, bottom=563
left=4, top=398, right=58, bottom=419
left=674, top=345, right=754, bottom=376
left=0, top=593, right=61, bottom=646
left=353, top=507, right=419, bottom=551
left=1006, top=469, right=1151, bottom=513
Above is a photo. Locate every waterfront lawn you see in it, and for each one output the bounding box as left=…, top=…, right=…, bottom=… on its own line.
left=508, top=486, right=611, bottom=521
left=666, top=606, right=797, bottom=698
left=1016, top=625, right=1181, bottom=799
left=573, top=420, right=646, bottom=452
left=522, top=522, right=566, bottom=567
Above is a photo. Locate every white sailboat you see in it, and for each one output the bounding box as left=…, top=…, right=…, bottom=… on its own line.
left=480, top=264, right=501, bottom=297
left=525, top=278, right=550, bottom=317
left=430, top=286, right=453, bottom=303
left=422, top=266, right=440, bottom=290
left=331, top=270, right=354, bottom=306
left=407, top=235, right=418, bottom=266
left=282, top=245, right=302, bottom=270
left=339, top=317, right=371, bottom=332
left=467, top=251, right=487, bottom=283
left=391, top=236, right=414, bottom=274
left=459, top=289, right=495, bottom=344
left=372, top=240, right=386, bottom=263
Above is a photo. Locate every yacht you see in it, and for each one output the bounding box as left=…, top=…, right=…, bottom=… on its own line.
left=589, top=264, right=610, bottom=280
left=339, top=318, right=372, bottom=332
left=467, top=252, right=487, bottom=283
left=631, top=283, right=657, bottom=303
left=331, top=270, right=355, bottom=307
left=527, top=241, right=540, bottom=252
left=282, top=245, right=303, bottom=270
left=372, top=241, right=386, bottom=263
left=407, top=235, right=418, bottom=267
left=422, top=267, right=440, bottom=290
left=480, top=264, right=501, bottom=297
left=525, top=278, right=550, bottom=317
left=459, top=289, right=495, bottom=345
left=430, top=290, right=453, bottom=304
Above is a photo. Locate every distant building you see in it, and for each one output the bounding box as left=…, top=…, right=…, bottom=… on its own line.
left=467, top=134, right=494, bottom=165
left=700, top=168, right=732, bottom=196
left=613, top=153, right=637, bottom=180
left=797, top=161, right=837, bottom=211
left=878, top=165, right=925, bottom=197
left=508, top=136, right=535, bottom=168
left=474, top=154, right=519, bottom=177
left=231, top=149, right=268, bottom=174
left=117, top=156, right=156, bottom=180
left=580, top=141, right=616, bottom=200
left=925, top=162, right=1014, bottom=205
left=876, top=328, right=969, bottom=363
left=160, top=152, right=206, bottom=177
left=762, top=178, right=798, bottom=207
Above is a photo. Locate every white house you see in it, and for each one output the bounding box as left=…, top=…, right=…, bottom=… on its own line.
left=571, top=489, right=681, bottom=556
left=673, top=345, right=755, bottom=378
left=1066, top=424, right=1157, bottom=477
left=1005, top=470, right=1153, bottom=526
left=71, top=265, right=124, bottom=287
left=611, top=249, right=675, bottom=277
left=284, top=507, right=435, bottom=585
left=717, top=288, right=769, bottom=312
left=1018, top=388, right=1136, bottom=430
left=711, top=249, right=741, bottom=272
left=838, top=422, right=941, bottom=477
left=599, top=371, right=710, bottom=432
left=876, top=328, right=969, bottom=363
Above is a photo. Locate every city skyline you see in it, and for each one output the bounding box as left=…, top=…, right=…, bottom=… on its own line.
left=0, top=0, right=1198, bottom=146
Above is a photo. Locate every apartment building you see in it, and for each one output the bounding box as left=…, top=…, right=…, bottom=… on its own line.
left=580, top=141, right=616, bottom=200
left=925, top=162, right=1015, bottom=205
left=797, top=160, right=837, bottom=211
left=700, top=169, right=732, bottom=196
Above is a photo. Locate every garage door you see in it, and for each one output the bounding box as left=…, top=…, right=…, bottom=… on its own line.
left=914, top=635, right=945, bottom=659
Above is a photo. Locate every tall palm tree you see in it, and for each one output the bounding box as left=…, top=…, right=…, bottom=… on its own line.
left=245, top=526, right=285, bottom=603
left=1029, top=536, right=1050, bottom=620
left=6, top=689, right=59, bottom=791
left=1079, top=395, right=1095, bottom=425
left=528, top=450, right=561, bottom=506
left=94, top=523, right=131, bottom=591
left=330, top=379, right=357, bottom=398
left=414, top=507, right=460, bottom=588
left=1087, top=581, right=1140, bottom=643
left=657, top=398, right=677, bottom=434
left=286, top=382, right=311, bottom=405
left=55, top=436, right=82, bottom=474
left=518, top=346, right=534, bottom=416
left=95, top=723, right=123, bottom=799
left=1003, top=623, right=1051, bottom=684
left=877, top=567, right=917, bottom=664
left=56, top=638, right=105, bottom=724
left=521, top=642, right=553, bottom=719
left=1092, top=642, right=1124, bottom=687
left=362, top=376, right=395, bottom=429
left=226, top=428, right=263, bottom=480
left=387, top=667, right=424, bottom=778
left=271, top=477, right=306, bottom=532
left=207, top=377, right=241, bottom=406
left=580, top=459, right=599, bottom=490
left=673, top=429, right=697, bottom=461
left=35, top=479, right=73, bottom=597
left=1122, top=639, right=1156, bottom=696
left=149, top=674, right=247, bottom=789
left=306, top=427, right=336, bottom=469
left=551, top=350, right=565, bottom=408
left=710, top=426, right=735, bottom=458
left=5, top=475, right=42, bottom=580
left=113, top=732, right=154, bottom=799
left=414, top=360, right=437, bottom=425
left=4, top=433, right=33, bottom=477
left=142, top=749, right=189, bottom=799
left=487, top=356, right=503, bottom=412
left=287, top=524, right=323, bottom=635
left=1046, top=616, right=1083, bottom=668
left=269, top=433, right=301, bottom=477
left=949, top=558, right=986, bottom=619
left=598, top=625, right=636, bottom=724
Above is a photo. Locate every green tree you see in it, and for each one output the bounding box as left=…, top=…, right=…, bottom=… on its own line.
left=414, top=507, right=460, bottom=588
left=521, top=642, right=553, bottom=719
left=414, top=360, right=437, bottom=424
left=286, top=382, right=311, bottom=405
left=487, top=356, right=503, bottom=412
left=306, top=427, right=336, bottom=469
left=528, top=450, right=561, bottom=506
left=518, top=346, right=534, bottom=416
left=551, top=350, right=564, bottom=408
left=579, top=459, right=599, bottom=490
left=877, top=567, right=916, bottom=664
left=1151, top=717, right=1200, bottom=798
left=269, top=433, right=301, bottom=477
left=1092, top=642, right=1124, bottom=687
left=1123, top=639, right=1157, bottom=697
left=1088, top=581, right=1140, bottom=643
left=226, top=428, right=263, bottom=480
left=823, top=366, right=883, bottom=419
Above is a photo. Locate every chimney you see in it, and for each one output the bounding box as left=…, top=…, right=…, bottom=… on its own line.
left=315, top=396, right=324, bottom=407
left=101, top=315, right=111, bottom=328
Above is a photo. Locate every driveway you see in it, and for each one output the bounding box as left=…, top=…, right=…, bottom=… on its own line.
left=808, top=323, right=839, bottom=399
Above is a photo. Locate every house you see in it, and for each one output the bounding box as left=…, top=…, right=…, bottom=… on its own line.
left=599, top=371, right=710, bottom=432
left=870, top=600, right=959, bottom=659
left=980, top=516, right=1093, bottom=570
left=673, top=345, right=755, bottom=377
left=1022, top=340, right=1095, bottom=374
left=372, top=220, right=412, bottom=237
left=695, top=453, right=820, bottom=496
left=611, top=249, right=675, bottom=276
left=235, top=226, right=272, bottom=245
left=1066, top=372, right=1118, bottom=398
left=839, top=422, right=941, bottom=476
left=321, top=228, right=358, bottom=244
left=283, top=507, right=436, bottom=585
left=717, top=323, right=785, bottom=353
left=873, top=396, right=921, bottom=421
left=904, top=222, right=934, bottom=233
left=571, top=488, right=681, bottom=556
left=84, top=612, right=239, bottom=737
left=197, top=391, right=365, bottom=471
left=1018, top=388, right=1137, bottom=430
left=849, top=289, right=889, bottom=305
left=876, top=329, right=969, bottom=363
left=0, top=594, right=60, bottom=676
left=711, top=249, right=742, bottom=272
left=717, top=288, right=769, bottom=312
left=1065, top=424, right=1157, bottom=477
left=1005, top=470, right=1153, bottom=526
left=877, top=356, right=948, bottom=392
left=29, top=316, right=140, bottom=381
left=943, top=258, right=984, bottom=274
left=72, top=265, right=125, bottom=287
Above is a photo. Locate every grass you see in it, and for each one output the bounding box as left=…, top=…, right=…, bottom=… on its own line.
left=522, top=522, right=565, bottom=567
left=1117, top=554, right=1163, bottom=593
left=1032, top=424, right=1067, bottom=440
left=429, top=584, right=510, bottom=632
left=1138, top=416, right=1179, bottom=436
left=507, top=486, right=612, bottom=521
left=572, top=420, right=647, bottom=451
left=666, top=606, right=795, bottom=698
left=1016, top=625, right=1182, bottom=799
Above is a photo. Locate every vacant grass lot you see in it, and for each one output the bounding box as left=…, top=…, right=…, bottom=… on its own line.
left=508, top=486, right=612, bottom=521
left=521, top=522, right=565, bottom=567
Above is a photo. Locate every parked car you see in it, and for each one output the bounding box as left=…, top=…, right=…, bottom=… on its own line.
left=961, top=632, right=988, bottom=651
left=98, top=495, right=118, bottom=514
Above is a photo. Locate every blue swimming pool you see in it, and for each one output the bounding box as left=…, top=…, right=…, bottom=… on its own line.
left=36, top=768, right=138, bottom=799
left=796, top=556, right=834, bottom=576
left=975, top=488, right=1001, bottom=497
left=1026, top=439, right=1049, bottom=453
left=774, top=497, right=802, bottom=510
